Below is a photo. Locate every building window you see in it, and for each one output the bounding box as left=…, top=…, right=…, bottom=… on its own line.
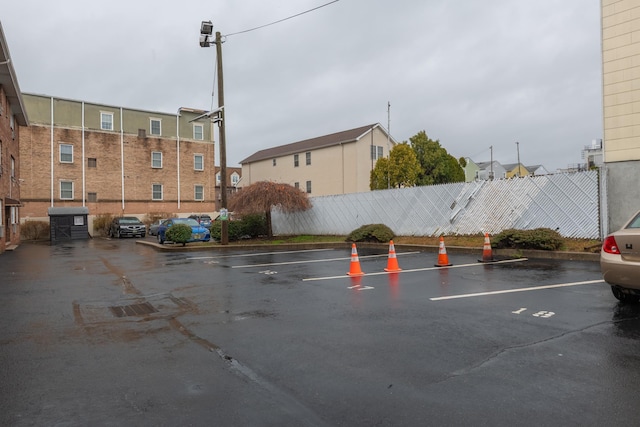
left=216, top=173, right=221, bottom=185
left=150, top=118, right=161, bottom=136
left=151, top=151, right=162, bottom=168
left=11, top=156, right=15, bottom=178
left=273, top=158, right=277, bottom=167
left=152, top=184, right=163, bottom=200
left=60, top=144, right=74, bottom=163
left=101, top=112, right=114, bottom=131
left=294, top=154, right=299, bottom=167
left=306, top=152, right=311, bottom=165
left=88, top=158, right=97, bottom=168
left=194, top=154, right=204, bottom=171
left=371, top=145, right=384, bottom=160
left=306, top=181, right=312, bottom=193
left=87, top=192, right=97, bottom=202
left=0, top=200, right=2, bottom=225
left=193, top=124, right=204, bottom=140
left=11, top=206, right=18, bottom=224
left=294, top=182, right=299, bottom=189
left=194, top=185, right=204, bottom=201
left=60, top=181, right=74, bottom=200
left=231, top=173, right=240, bottom=186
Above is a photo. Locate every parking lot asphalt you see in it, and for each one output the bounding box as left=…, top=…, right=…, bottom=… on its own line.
left=2, top=237, right=639, bottom=426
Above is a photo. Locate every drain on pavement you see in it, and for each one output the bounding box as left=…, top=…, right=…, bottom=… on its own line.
left=109, top=302, right=158, bottom=318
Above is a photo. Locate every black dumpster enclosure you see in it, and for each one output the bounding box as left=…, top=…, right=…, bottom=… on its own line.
left=48, top=207, right=89, bottom=242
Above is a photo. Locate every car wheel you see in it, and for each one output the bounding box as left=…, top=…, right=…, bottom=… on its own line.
left=611, top=286, right=640, bottom=303
left=158, top=234, right=164, bottom=244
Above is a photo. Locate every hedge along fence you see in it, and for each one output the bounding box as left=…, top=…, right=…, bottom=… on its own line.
left=271, top=171, right=600, bottom=239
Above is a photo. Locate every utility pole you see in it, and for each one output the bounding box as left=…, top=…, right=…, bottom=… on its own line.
left=387, top=101, right=391, bottom=189
left=515, top=141, right=521, bottom=177
left=490, top=145, right=494, bottom=180
left=215, top=31, right=228, bottom=245
left=200, top=21, right=228, bottom=245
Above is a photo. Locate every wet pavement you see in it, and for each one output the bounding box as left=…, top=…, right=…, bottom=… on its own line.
left=1, top=238, right=640, bottom=426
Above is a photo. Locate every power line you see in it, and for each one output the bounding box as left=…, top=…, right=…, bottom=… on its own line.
left=224, top=0, right=340, bottom=37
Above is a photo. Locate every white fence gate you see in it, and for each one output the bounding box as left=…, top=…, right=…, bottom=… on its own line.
left=271, top=171, right=600, bottom=239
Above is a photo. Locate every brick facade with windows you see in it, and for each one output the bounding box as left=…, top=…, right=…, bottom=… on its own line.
left=0, top=23, right=29, bottom=254
left=18, top=94, right=218, bottom=230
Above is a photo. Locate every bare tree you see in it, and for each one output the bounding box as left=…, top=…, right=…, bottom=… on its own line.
left=228, top=181, right=311, bottom=238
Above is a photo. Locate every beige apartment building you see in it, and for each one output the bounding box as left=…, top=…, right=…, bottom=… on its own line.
left=240, top=124, right=395, bottom=196
left=602, top=0, right=640, bottom=231
left=0, top=23, right=29, bottom=253
left=19, top=93, right=218, bottom=226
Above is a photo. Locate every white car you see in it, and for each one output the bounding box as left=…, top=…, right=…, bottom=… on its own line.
left=148, top=219, right=167, bottom=236
left=600, top=210, right=640, bottom=303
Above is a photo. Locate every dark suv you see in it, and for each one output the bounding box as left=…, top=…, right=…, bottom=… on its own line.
left=109, top=217, right=146, bottom=238
left=188, top=214, right=212, bottom=229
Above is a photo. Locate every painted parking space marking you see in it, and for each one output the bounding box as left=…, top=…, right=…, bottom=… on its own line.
left=302, top=258, right=528, bottom=282
left=232, top=251, right=420, bottom=269
left=430, top=279, right=605, bottom=301
left=186, top=248, right=334, bottom=260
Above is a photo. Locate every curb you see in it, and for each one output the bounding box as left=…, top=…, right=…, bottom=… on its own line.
left=136, top=240, right=601, bottom=262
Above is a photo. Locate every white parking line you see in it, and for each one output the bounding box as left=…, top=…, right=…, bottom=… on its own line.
left=430, top=279, right=605, bottom=301
left=186, top=248, right=334, bottom=260
left=232, top=251, right=421, bottom=269
left=302, top=258, right=528, bottom=282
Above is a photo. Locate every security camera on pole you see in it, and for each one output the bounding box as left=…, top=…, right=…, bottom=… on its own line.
left=200, top=20, right=229, bottom=245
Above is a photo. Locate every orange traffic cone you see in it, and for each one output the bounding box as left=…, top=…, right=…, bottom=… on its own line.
left=434, top=236, right=452, bottom=267
left=384, top=240, right=402, bottom=272
left=347, top=243, right=365, bottom=276
left=478, top=233, right=495, bottom=263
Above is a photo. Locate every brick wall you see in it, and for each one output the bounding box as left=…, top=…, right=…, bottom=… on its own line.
left=0, top=86, right=22, bottom=252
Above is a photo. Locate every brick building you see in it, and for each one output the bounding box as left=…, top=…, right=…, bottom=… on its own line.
left=19, top=93, right=219, bottom=230
left=0, top=22, right=29, bottom=254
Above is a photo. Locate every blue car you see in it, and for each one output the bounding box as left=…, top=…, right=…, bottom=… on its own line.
left=156, top=218, right=211, bottom=244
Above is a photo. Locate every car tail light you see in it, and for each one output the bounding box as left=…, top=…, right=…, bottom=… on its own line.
left=602, top=235, right=621, bottom=255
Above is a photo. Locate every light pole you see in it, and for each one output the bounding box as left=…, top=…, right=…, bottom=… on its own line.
left=200, top=20, right=228, bottom=245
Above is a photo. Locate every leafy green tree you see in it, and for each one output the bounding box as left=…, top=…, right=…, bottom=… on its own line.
left=370, top=143, right=421, bottom=190
left=410, top=131, right=465, bottom=185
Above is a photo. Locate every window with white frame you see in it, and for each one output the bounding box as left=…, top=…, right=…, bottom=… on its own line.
left=194, top=154, right=204, bottom=171
left=216, top=172, right=221, bottom=185
left=294, top=182, right=299, bottom=189
left=60, top=181, right=74, bottom=200
left=193, top=124, right=204, bottom=140
left=194, top=185, right=204, bottom=201
left=371, top=145, right=384, bottom=160
left=150, top=118, right=161, bottom=136
left=101, top=112, right=114, bottom=131
left=306, top=181, right=312, bottom=194
left=272, top=158, right=276, bottom=166
left=11, top=206, right=18, bottom=224
left=151, top=151, right=162, bottom=168
left=60, top=144, right=74, bottom=163
left=152, top=184, right=163, bottom=200
left=294, top=154, right=299, bottom=167
left=231, top=173, right=240, bottom=186
left=306, top=152, right=311, bottom=165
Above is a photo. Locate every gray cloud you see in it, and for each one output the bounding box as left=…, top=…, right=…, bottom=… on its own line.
left=3, top=0, right=602, bottom=172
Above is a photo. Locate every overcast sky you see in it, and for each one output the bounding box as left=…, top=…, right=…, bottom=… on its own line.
left=3, top=0, right=602, bottom=172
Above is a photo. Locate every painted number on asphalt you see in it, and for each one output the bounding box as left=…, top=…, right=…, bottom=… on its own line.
left=512, top=308, right=555, bottom=319
left=259, top=270, right=277, bottom=275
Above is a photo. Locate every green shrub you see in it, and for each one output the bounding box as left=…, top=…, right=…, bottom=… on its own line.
left=346, top=224, right=395, bottom=243
left=93, top=214, right=114, bottom=237
left=492, top=228, right=564, bottom=251
left=241, top=214, right=268, bottom=238
left=209, top=214, right=268, bottom=241
left=165, top=223, right=193, bottom=246
left=21, top=220, right=50, bottom=240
